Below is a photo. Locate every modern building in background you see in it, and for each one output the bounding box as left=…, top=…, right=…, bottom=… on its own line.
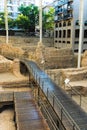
left=54, top=0, right=87, bottom=52
left=0, top=0, right=35, bottom=19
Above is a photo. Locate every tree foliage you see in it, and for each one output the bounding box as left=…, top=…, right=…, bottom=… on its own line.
left=43, top=7, right=54, bottom=31
left=0, top=4, right=54, bottom=35
left=15, top=14, right=30, bottom=29
left=8, top=17, right=15, bottom=29
left=0, top=12, right=15, bottom=29
left=0, top=12, right=5, bottom=29
left=18, top=4, right=39, bottom=32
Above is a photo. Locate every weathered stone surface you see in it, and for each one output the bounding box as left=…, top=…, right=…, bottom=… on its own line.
left=0, top=109, right=16, bottom=130
left=61, top=67, right=87, bottom=84
left=44, top=48, right=76, bottom=69
left=0, top=44, right=24, bottom=58
left=0, top=56, right=29, bottom=88
left=0, top=55, right=12, bottom=73
left=81, top=51, right=87, bottom=67
left=46, top=66, right=87, bottom=90
left=0, top=36, right=54, bottom=47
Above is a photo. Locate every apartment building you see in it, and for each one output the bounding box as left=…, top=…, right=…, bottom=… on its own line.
left=54, top=0, right=87, bottom=52
left=0, top=0, right=35, bottom=19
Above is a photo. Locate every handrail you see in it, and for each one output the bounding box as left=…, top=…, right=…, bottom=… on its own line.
left=20, top=59, right=87, bottom=130
left=29, top=67, right=80, bottom=130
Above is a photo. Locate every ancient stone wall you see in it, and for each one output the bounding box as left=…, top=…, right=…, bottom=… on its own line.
left=44, top=48, right=77, bottom=69
left=0, top=44, right=24, bottom=59
left=0, top=55, right=12, bottom=73
left=81, top=51, right=87, bottom=67
left=46, top=67, right=87, bottom=88
left=60, top=67, right=87, bottom=87
left=0, top=55, right=24, bottom=76
left=0, top=36, right=54, bottom=47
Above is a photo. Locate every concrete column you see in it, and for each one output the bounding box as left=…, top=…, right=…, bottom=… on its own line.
left=4, top=0, right=8, bottom=44
left=78, top=0, right=84, bottom=68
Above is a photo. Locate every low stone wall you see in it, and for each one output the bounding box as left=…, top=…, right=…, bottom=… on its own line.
left=0, top=55, right=27, bottom=77
left=60, top=67, right=87, bottom=86
left=46, top=67, right=87, bottom=88
left=0, top=55, right=12, bottom=73
left=0, top=44, right=24, bottom=59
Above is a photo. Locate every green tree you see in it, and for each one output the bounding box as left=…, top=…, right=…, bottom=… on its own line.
left=18, top=4, right=39, bottom=32
left=8, top=17, right=15, bottom=29
left=0, top=12, right=5, bottom=29
left=43, top=7, right=54, bottom=32
left=15, top=14, right=30, bottom=30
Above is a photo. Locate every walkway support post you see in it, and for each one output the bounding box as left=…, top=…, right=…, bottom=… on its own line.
left=78, top=0, right=84, bottom=68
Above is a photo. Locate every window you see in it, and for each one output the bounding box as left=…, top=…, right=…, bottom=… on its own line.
left=63, top=30, right=66, bottom=38
left=84, top=30, right=87, bottom=38
left=75, top=41, right=79, bottom=44
left=59, top=30, right=62, bottom=37
left=84, top=42, right=87, bottom=44
left=74, top=49, right=78, bottom=52
left=67, top=21, right=71, bottom=26
left=75, top=29, right=79, bottom=38
left=67, top=41, right=70, bottom=44
left=59, top=23, right=62, bottom=27
left=55, top=40, right=57, bottom=43
left=55, top=31, right=58, bottom=38
left=55, top=23, right=58, bottom=28
left=84, top=21, right=87, bottom=26
left=63, top=22, right=66, bottom=27
left=76, top=20, right=79, bottom=26
left=67, top=29, right=71, bottom=38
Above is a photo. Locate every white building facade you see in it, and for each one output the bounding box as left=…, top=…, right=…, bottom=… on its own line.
left=54, top=0, right=87, bottom=52
left=0, top=0, right=35, bottom=19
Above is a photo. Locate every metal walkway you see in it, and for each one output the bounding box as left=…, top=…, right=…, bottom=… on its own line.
left=20, top=59, right=87, bottom=130
left=14, top=91, right=49, bottom=130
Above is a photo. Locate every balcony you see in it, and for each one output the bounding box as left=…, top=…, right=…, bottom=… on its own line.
left=58, top=16, right=63, bottom=21
left=58, top=8, right=63, bottom=14
left=55, top=10, right=59, bottom=15
left=63, top=13, right=73, bottom=20
left=55, top=7, right=63, bottom=15
left=67, top=5, right=73, bottom=10
left=68, top=0, right=73, bottom=2
left=54, top=16, right=63, bottom=22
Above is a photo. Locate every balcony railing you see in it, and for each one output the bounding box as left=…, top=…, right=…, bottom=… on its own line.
left=68, top=0, right=73, bottom=2
left=67, top=5, right=73, bottom=10
left=54, top=16, right=63, bottom=22
left=58, top=8, right=63, bottom=14
left=63, top=13, right=73, bottom=19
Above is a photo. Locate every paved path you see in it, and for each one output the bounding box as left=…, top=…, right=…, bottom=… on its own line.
left=14, top=91, right=49, bottom=130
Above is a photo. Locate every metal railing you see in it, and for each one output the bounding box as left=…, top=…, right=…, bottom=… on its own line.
left=29, top=67, right=80, bottom=130
left=21, top=60, right=87, bottom=130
